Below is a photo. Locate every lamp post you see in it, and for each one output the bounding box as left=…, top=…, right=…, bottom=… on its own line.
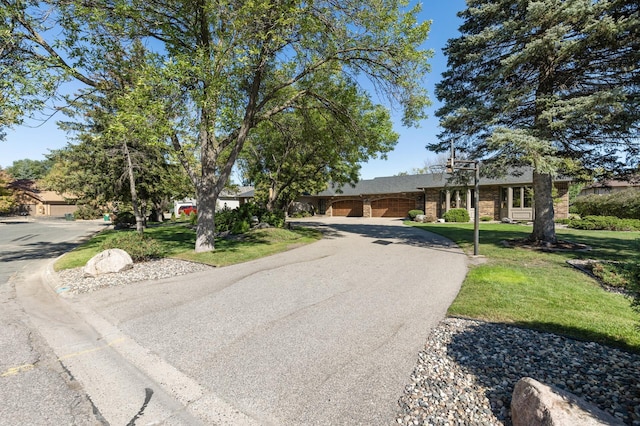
left=447, top=145, right=480, bottom=256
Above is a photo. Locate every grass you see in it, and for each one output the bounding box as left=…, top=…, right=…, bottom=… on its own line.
left=54, top=223, right=322, bottom=270
left=408, top=222, right=640, bottom=353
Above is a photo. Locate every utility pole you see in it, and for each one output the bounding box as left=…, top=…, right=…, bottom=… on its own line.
left=446, top=142, right=480, bottom=256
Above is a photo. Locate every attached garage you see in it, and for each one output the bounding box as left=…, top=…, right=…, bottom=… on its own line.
left=331, top=200, right=363, bottom=217
left=371, top=198, right=415, bottom=218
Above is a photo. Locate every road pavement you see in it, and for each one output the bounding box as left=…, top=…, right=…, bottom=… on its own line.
left=0, top=217, right=109, bottom=425
left=57, top=217, right=468, bottom=425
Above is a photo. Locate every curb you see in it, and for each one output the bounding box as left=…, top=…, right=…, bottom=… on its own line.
left=43, top=257, right=74, bottom=298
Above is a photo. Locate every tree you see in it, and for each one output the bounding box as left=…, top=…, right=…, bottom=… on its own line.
left=2, top=1, right=432, bottom=251
left=6, top=158, right=52, bottom=180
left=431, top=0, right=639, bottom=243
left=240, top=80, right=398, bottom=212
left=0, top=169, right=16, bottom=214
left=396, top=153, right=451, bottom=176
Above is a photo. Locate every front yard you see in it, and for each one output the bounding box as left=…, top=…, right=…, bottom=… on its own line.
left=408, top=222, right=640, bottom=353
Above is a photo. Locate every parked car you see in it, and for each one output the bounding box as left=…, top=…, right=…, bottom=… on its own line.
left=178, top=205, right=197, bottom=215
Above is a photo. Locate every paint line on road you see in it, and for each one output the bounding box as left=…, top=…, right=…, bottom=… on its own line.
left=1, top=363, right=35, bottom=377
left=58, top=337, right=125, bottom=361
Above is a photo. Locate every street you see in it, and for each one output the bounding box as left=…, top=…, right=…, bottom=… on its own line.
left=0, top=217, right=108, bottom=425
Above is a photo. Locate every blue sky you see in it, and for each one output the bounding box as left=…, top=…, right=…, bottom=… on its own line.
left=0, top=1, right=466, bottom=180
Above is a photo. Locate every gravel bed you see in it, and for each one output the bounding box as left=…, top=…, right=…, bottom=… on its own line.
left=56, top=258, right=213, bottom=294
left=397, top=318, right=640, bottom=425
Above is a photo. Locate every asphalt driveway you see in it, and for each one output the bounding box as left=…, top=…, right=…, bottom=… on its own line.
left=76, top=217, right=468, bottom=425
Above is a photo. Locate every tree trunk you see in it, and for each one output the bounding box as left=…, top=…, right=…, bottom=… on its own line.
left=530, top=170, right=556, bottom=244
left=195, top=178, right=218, bottom=252
left=123, top=141, right=145, bottom=234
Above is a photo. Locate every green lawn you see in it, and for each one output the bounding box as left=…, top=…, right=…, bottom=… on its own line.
left=54, top=223, right=322, bottom=270
left=408, top=222, right=640, bottom=353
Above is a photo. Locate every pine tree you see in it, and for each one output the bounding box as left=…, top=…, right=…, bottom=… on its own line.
left=432, top=0, right=639, bottom=243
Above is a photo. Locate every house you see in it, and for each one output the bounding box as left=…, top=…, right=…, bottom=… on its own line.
left=579, top=178, right=640, bottom=196
left=8, top=179, right=77, bottom=217
left=173, top=186, right=255, bottom=215
left=296, top=170, right=571, bottom=221
left=10, top=180, right=78, bottom=217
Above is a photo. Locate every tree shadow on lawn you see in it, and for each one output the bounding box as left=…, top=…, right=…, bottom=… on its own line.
left=426, top=320, right=640, bottom=425
left=421, top=224, right=639, bottom=261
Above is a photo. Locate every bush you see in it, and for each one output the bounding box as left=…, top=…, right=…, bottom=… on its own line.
left=231, top=219, right=250, bottom=234
left=568, top=215, right=640, bottom=231
left=261, top=209, right=285, bottom=227
left=572, top=189, right=640, bottom=219
left=74, top=204, right=103, bottom=220
left=443, top=208, right=470, bottom=223
left=189, top=211, right=197, bottom=226
left=100, top=231, right=164, bottom=262
left=480, top=216, right=493, bottom=222
left=113, top=211, right=136, bottom=228
left=408, top=209, right=424, bottom=220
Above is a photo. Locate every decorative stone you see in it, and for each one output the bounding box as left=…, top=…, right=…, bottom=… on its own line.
left=511, top=377, right=624, bottom=426
left=83, top=249, right=134, bottom=277
left=415, top=214, right=426, bottom=222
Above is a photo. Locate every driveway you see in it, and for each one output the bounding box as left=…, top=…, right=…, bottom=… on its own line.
left=64, top=217, right=468, bottom=424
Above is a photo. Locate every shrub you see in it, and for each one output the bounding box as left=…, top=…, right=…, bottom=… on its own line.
left=100, top=231, right=164, bottom=262
left=572, top=189, right=640, bottom=219
left=480, top=216, right=493, bottom=222
left=261, top=210, right=285, bottom=227
left=568, top=215, right=640, bottom=231
left=408, top=209, right=424, bottom=219
left=189, top=211, right=197, bottom=226
left=424, top=215, right=436, bottom=223
left=231, top=219, right=250, bottom=234
left=113, top=211, right=136, bottom=228
left=74, top=204, right=103, bottom=220
left=443, top=208, right=470, bottom=223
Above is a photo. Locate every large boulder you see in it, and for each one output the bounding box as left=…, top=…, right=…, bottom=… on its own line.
left=83, top=249, right=134, bottom=277
left=511, top=377, right=623, bottom=426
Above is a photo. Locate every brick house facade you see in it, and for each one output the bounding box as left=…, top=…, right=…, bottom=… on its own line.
left=300, top=170, right=571, bottom=221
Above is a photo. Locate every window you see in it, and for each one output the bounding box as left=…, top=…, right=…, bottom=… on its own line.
left=501, top=188, right=508, bottom=209
left=524, top=188, right=533, bottom=207
left=513, top=187, right=522, bottom=208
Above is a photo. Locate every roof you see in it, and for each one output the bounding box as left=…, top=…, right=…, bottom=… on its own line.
left=21, top=190, right=76, bottom=203
left=316, top=169, right=571, bottom=197
left=219, top=186, right=254, bottom=198
left=583, top=178, right=640, bottom=189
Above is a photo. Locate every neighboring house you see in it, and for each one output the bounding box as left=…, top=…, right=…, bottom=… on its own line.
left=219, top=186, right=255, bottom=210
left=18, top=190, right=78, bottom=217
left=296, top=170, right=571, bottom=221
left=10, top=180, right=77, bottom=217
left=579, top=178, right=640, bottom=196
left=173, top=186, right=254, bottom=215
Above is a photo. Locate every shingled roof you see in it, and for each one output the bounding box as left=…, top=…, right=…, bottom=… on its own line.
left=316, top=169, right=570, bottom=197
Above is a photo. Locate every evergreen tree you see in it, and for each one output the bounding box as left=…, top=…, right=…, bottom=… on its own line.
left=432, top=0, right=639, bottom=243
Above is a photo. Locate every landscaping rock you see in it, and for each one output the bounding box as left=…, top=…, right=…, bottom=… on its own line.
left=415, top=214, right=426, bottom=222
left=511, top=377, right=624, bottom=426
left=83, top=249, right=134, bottom=277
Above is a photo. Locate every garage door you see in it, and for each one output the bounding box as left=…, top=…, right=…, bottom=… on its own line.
left=371, top=198, right=415, bottom=218
left=50, top=204, right=78, bottom=217
left=331, top=200, right=363, bottom=217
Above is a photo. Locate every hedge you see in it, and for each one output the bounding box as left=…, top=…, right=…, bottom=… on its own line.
left=572, top=189, right=640, bottom=219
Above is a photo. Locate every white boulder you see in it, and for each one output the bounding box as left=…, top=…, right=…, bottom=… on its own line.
left=83, top=249, right=134, bottom=277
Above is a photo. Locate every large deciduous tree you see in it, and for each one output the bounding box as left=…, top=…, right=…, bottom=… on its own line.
left=2, top=0, right=432, bottom=251
left=432, top=0, right=639, bottom=243
left=239, top=79, right=398, bottom=212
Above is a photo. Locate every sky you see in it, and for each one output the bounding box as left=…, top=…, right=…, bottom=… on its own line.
left=0, top=1, right=467, bottom=180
